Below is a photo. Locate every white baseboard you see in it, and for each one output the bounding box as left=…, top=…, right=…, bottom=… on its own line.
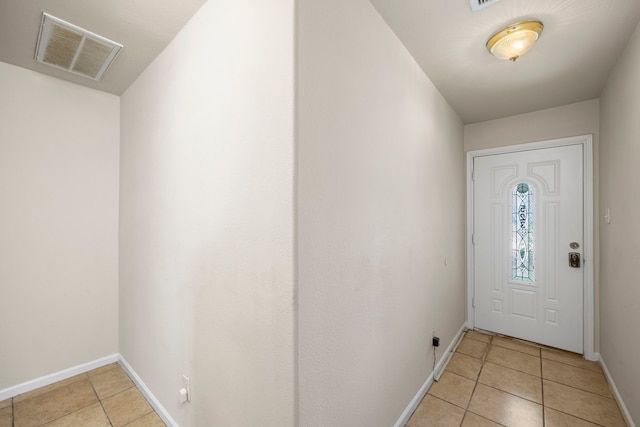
left=0, top=354, right=119, bottom=401
left=118, top=355, right=179, bottom=427
left=393, top=323, right=467, bottom=427
left=599, top=354, right=636, bottom=427
left=0, top=354, right=178, bottom=427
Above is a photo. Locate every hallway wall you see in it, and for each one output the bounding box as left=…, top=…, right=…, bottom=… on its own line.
left=599, top=19, right=640, bottom=425
left=297, top=1, right=466, bottom=425
left=119, top=0, right=295, bottom=425
left=464, top=99, right=600, bottom=152
left=0, top=62, right=120, bottom=389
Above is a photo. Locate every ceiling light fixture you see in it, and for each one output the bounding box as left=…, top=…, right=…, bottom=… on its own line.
left=486, top=20, right=543, bottom=62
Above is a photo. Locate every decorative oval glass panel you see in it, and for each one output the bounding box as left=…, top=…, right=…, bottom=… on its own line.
left=512, top=183, right=534, bottom=281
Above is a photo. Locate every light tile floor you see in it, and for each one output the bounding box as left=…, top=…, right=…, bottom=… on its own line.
left=407, top=330, right=628, bottom=427
left=0, top=363, right=166, bottom=427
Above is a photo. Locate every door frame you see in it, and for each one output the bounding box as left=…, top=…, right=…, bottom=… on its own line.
left=466, top=134, right=596, bottom=360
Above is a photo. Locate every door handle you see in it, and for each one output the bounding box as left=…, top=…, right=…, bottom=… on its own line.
left=569, top=252, right=581, bottom=268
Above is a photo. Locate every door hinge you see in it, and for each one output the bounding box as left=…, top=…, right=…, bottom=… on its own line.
left=472, top=297, right=475, bottom=308
left=471, top=170, right=475, bottom=181
left=471, top=234, right=475, bottom=245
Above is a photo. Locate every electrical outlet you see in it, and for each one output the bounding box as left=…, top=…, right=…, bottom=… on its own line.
left=432, top=336, right=440, bottom=347
left=182, top=375, right=191, bottom=402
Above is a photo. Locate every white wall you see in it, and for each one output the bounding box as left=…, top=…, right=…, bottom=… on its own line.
left=119, top=1, right=295, bottom=426
left=0, top=62, right=119, bottom=389
left=464, top=99, right=599, bottom=152
left=599, top=20, right=640, bottom=425
left=297, top=1, right=465, bottom=425
left=464, top=99, right=601, bottom=352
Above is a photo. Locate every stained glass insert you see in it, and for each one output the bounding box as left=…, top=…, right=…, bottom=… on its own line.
left=512, top=183, right=534, bottom=281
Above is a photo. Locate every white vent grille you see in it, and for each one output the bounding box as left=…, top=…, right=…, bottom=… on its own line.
left=469, top=0, right=501, bottom=12
left=35, top=13, right=122, bottom=81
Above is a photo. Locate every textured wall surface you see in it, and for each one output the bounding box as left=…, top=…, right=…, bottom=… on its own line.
left=599, top=20, right=640, bottom=426
left=297, top=1, right=466, bottom=425
left=0, top=62, right=119, bottom=389
left=119, top=1, right=295, bottom=425
left=464, top=99, right=599, bottom=152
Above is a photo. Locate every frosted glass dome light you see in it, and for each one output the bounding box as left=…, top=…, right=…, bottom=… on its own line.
left=486, top=21, right=544, bottom=62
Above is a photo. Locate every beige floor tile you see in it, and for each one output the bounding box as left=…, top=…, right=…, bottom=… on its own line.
left=461, top=411, right=502, bottom=427
left=102, top=387, right=152, bottom=427
left=446, top=352, right=483, bottom=381
left=0, top=406, right=12, bottom=427
left=43, top=402, right=110, bottom=427
left=457, top=337, right=488, bottom=359
left=478, top=362, right=542, bottom=403
left=541, top=348, right=601, bottom=372
left=468, top=383, right=543, bottom=427
left=428, top=371, right=476, bottom=409
left=90, top=366, right=134, bottom=399
left=544, top=408, right=601, bottom=427
left=486, top=345, right=541, bottom=377
left=87, top=363, right=121, bottom=378
left=125, top=411, right=167, bottom=427
left=491, top=336, right=540, bottom=357
left=465, top=330, right=492, bottom=343
left=13, top=373, right=88, bottom=403
left=407, top=395, right=465, bottom=427
left=542, top=358, right=613, bottom=398
left=0, top=400, right=10, bottom=410
left=14, top=378, right=98, bottom=427
left=543, top=380, right=626, bottom=426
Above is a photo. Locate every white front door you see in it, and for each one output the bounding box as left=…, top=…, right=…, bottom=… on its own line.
left=473, top=144, right=584, bottom=353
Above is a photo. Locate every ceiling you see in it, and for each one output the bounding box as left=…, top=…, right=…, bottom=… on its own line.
left=1, top=1, right=639, bottom=124
left=370, top=0, right=640, bottom=123
left=0, top=0, right=206, bottom=95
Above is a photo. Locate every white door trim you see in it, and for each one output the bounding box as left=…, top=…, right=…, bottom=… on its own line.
left=466, top=135, right=595, bottom=360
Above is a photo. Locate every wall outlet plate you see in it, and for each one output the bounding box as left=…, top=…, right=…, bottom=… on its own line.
left=182, top=375, right=191, bottom=402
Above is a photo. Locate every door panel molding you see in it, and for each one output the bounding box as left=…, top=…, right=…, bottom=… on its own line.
left=466, top=134, right=595, bottom=360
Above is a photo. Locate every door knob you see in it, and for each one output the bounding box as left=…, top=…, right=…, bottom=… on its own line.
left=569, top=252, right=581, bottom=268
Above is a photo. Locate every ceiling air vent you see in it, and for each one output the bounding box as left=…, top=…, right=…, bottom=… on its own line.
left=469, top=0, right=501, bottom=12
left=35, top=13, right=122, bottom=81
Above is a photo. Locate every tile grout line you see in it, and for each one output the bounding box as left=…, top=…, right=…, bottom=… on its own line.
left=542, top=391, right=611, bottom=427
left=544, top=404, right=610, bottom=427
left=121, top=407, right=157, bottom=427
left=415, top=331, right=622, bottom=427
left=423, top=331, right=471, bottom=426
left=100, top=384, right=159, bottom=427
left=539, top=346, right=620, bottom=426
left=460, top=335, right=488, bottom=426
left=542, top=377, right=618, bottom=400
left=481, top=361, right=539, bottom=378
left=485, top=344, right=615, bottom=426
left=468, top=337, right=544, bottom=426
left=6, top=364, right=164, bottom=427
left=35, top=400, right=101, bottom=427
left=112, top=362, right=162, bottom=426
left=18, top=377, right=98, bottom=427
left=459, top=334, right=510, bottom=427
left=87, top=373, right=114, bottom=427
left=541, top=356, right=604, bottom=373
